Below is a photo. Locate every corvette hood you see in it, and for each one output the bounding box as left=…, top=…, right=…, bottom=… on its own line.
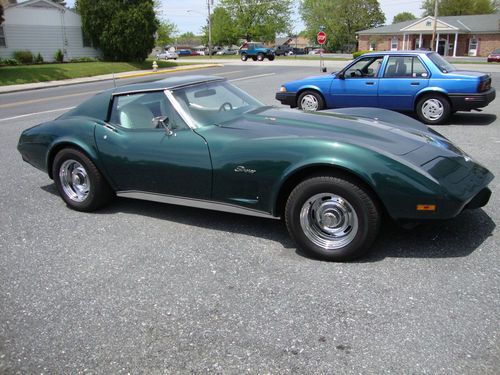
left=222, top=107, right=446, bottom=156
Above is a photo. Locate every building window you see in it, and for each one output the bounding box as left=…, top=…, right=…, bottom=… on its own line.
left=426, top=20, right=432, bottom=27
left=369, top=41, right=376, bottom=51
left=0, top=26, right=6, bottom=48
left=391, top=37, right=398, bottom=51
left=468, top=36, right=478, bottom=56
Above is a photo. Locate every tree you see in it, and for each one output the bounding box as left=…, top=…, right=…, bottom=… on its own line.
left=176, top=32, right=201, bottom=46
left=156, top=20, right=178, bottom=48
left=219, top=0, right=293, bottom=42
left=421, top=0, right=497, bottom=16
left=76, top=0, right=158, bottom=61
left=393, top=12, right=417, bottom=24
left=207, top=7, right=238, bottom=46
left=300, top=0, right=385, bottom=52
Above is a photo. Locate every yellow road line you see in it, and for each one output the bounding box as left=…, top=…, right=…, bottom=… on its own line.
left=118, top=64, right=224, bottom=79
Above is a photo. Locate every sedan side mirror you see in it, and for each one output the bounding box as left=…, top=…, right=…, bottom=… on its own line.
left=337, top=72, right=345, bottom=79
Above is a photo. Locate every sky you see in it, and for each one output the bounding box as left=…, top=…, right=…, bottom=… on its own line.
left=64, top=0, right=425, bottom=35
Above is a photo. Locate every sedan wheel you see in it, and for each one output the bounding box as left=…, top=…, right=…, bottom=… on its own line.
left=298, top=90, right=324, bottom=111
left=416, top=95, right=451, bottom=125
left=53, top=148, right=113, bottom=212
left=285, top=176, right=381, bottom=261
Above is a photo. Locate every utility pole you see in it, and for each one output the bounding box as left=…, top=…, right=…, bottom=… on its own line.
left=207, top=0, right=213, bottom=59
left=431, top=0, right=438, bottom=51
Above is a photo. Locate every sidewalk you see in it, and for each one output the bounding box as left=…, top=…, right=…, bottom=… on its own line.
left=0, top=63, right=223, bottom=94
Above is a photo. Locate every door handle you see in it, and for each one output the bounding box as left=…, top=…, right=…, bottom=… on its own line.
left=104, top=123, right=117, bottom=132
left=411, top=82, right=420, bottom=86
left=365, top=82, right=375, bottom=85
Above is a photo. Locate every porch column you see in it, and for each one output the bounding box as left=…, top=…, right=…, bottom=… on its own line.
left=435, top=32, right=440, bottom=51
left=402, top=33, right=406, bottom=49
left=446, top=34, right=449, bottom=56
left=453, top=32, right=458, bottom=57
left=419, top=33, right=422, bottom=48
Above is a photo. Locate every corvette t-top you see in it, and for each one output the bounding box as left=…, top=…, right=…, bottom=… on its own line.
left=18, top=76, right=493, bottom=261
left=276, top=51, right=496, bottom=125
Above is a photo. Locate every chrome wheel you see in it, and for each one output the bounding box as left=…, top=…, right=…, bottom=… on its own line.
left=299, top=193, right=358, bottom=250
left=59, top=159, right=90, bottom=202
left=421, top=98, right=444, bottom=121
left=300, top=94, right=319, bottom=111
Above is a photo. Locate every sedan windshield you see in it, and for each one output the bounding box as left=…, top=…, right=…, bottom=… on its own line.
left=171, top=80, right=264, bottom=127
left=428, top=52, right=456, bottom=73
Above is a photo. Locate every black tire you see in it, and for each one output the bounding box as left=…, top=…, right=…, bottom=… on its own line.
left=268, top=55, right=275, bottom=61
left=257, top=53, right=264, bottom=61
left=416, top=94, right=451, bottom=125
left=285, top=176, right=381, bottom=261
left=251, top=56, right=257, bottom=61
left=297, top=90, right=325, bottom=111
left=240, top=53, right=248, bottom=61
left=52, top=148, right=113, bottom=212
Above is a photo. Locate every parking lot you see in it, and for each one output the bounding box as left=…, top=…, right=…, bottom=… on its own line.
left=1, top=61, right=499, bottom=373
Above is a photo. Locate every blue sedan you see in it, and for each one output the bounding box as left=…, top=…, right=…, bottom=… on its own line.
left=276, top=51, right=496, bottom=124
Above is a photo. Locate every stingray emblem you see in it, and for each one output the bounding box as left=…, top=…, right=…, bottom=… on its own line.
left=234, top=165, right=256, bottom=174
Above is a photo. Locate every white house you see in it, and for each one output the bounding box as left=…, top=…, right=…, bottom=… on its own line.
left=0, top=0, right=100, bottom=61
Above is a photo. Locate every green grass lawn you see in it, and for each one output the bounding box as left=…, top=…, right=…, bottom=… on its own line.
left=0, top=60, right=183, bottom=86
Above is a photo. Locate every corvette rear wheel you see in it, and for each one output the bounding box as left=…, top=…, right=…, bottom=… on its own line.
left=416, top=94, right=451, bottom=125
left=53, top=148, right=112, bottom=212
left=298, top=90, right=325, bottom=111
left=285, top=176, right=381, bottom=261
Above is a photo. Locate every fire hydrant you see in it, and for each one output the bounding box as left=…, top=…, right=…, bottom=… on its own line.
left=152, top=60, right=158, bottom=72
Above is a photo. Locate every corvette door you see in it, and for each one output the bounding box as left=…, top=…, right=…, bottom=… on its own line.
left=95, top=91, right=212, bottom=199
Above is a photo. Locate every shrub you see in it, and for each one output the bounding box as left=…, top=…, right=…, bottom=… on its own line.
left=2, top=58, right=19, bottom=66
left=34, top=53, right=44, bottom=64
left=13, top=50, right=34, bottom=64
left=352, top=50, right=370, bottom=59
left=54, top=49, right=64, bottom=63
left=69, top=56, right=99, bottom=63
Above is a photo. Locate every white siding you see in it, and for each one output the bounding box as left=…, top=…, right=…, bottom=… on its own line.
left=0, top=3, right=101, bottom=62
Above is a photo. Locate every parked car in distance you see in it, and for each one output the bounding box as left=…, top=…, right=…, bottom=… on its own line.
left=155, top=50, right=178, bottom=60
left=17, top=75, right=493, bottom=261
left=308, top=48, right=325, bottom=55
left=216, top=48, right=238, bottom=55
left=487, top=48, right=500, bottom=62
left=239, top=42, right=275, bottom=61
left=275, top=45, right=292, bottom=56
left=177, top=49, right=196, bottom=56
left=276, top=50, right=496, bottom=124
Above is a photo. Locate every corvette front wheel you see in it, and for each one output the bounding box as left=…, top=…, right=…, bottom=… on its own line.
left=285, top=176, right=381, bottom=261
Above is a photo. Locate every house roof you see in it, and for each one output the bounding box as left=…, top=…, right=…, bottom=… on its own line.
left=357, top=14, right=500, bottom=35
left=11, top=0, right=66, bottom=10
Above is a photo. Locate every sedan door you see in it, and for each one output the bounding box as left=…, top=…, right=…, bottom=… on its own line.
left=95, top=91, right=212, bottom=199
left=377, top=56, right=430, bottom=110
left=329, top=55, right=384, bottom=108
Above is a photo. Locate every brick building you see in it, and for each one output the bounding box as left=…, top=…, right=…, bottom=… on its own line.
left=356, top=14, right=500, bottom=57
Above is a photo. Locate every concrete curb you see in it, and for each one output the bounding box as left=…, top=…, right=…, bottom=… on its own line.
left=0, top=63, right=224, bottom=94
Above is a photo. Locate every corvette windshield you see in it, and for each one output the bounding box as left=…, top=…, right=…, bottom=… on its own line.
left=171, top=81, right=264, bottom=127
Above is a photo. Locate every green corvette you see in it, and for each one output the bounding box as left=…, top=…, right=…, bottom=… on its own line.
left=17, top=75, right=493, bottom=261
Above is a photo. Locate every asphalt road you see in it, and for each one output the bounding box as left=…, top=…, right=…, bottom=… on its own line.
left=1, top=62, right=499, bottom=374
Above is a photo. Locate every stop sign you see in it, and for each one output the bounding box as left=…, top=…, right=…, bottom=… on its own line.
left=317, top=31, right=326, bottom=45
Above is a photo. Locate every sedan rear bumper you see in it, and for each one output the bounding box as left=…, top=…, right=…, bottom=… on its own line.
left=449, top=88, right=496, bottom=111
left=275, top=92, right=297, bottom=107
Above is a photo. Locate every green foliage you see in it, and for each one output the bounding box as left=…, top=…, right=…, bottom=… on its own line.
left=13, top=50, right=34, bottom=64
left=76, top=0, right=159, bottom=62
left=219, top=0, right=293, bottom=42
left=207, top=7, right=239, bottom=46
left=393, top=12, right=417, bottom=24
left=69, top=56, right=100, bottom=62
left=2, top=58, right=19, bottom=66
left=300, top=0, right=385, bottom=53
left=54, top=49, right=64, bottom=62
left=156, top=20, right=178, bottom=48
left=35, top=53, right=44, bottom=64
left=353, top=50, right=370, bottom=59
left=176, top=32, right=202, bottom=46
left=421, top=0, right=497, bottom=16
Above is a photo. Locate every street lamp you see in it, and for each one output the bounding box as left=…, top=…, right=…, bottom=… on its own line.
left=187, top=0, right=213, bottom=59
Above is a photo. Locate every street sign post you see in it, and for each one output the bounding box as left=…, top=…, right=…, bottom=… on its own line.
left=317, top=31, right=327, bottom=72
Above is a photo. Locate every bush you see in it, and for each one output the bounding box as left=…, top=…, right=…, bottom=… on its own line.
left=69, top=56, right=99, bottom=63
left=352, top=50, right=370, bottom=59
left=13, top=50, right=34, bottom=64
left=34, top=53, right=44, bottom=64
left=2, top=58, right=19, bottom=66
left=54, top=49, right=64, bottom=63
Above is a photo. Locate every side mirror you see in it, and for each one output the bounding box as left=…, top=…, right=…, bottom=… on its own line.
left=152, top=116, right=174, bottom=136
left=322, top=67, right=327, bottom=73
left=337, top=72, right=345, bottom=79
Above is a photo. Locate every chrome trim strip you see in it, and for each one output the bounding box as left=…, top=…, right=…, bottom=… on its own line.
left=164, top=89, right=198, bottom=130
left=116, top=191, right=279, bottom=220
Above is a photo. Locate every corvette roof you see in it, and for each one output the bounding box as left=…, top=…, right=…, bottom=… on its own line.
left=112, top=75, right=224, bottom=95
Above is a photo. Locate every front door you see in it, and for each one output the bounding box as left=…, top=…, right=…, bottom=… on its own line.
left=330, top=55, right=384, bottom=108
left=95, top=91, right=212, bottom=199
